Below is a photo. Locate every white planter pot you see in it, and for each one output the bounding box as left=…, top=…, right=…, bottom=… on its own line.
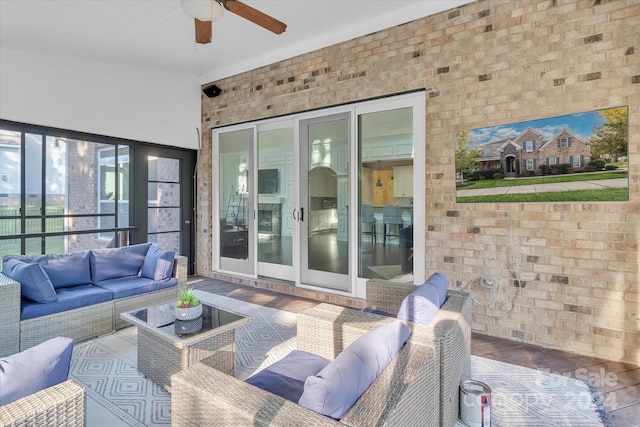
left=174, top=304, right=203, bottom=321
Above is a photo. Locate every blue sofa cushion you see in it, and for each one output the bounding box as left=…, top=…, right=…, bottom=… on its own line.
left=298, top=319, right=411, bottom=420
left=0, top=336, right=73, bottom=405
left=141, top=245, right=175, bottom=281
left=396, top=272, right=448, bottom=324
left=246, top=350, right=330, bottom=402
left=2, top=259, right=57, bottom=303
left=20, top=285, right=113, bottom=319
left=93, top=276, right=178, bottom=299
left=90, top=243, right=152, bottom=282
left=5, top=251, right=92, bottom=289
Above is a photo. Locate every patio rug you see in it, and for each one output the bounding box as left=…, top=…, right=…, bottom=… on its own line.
left=70, top=290, right=611, bottom=427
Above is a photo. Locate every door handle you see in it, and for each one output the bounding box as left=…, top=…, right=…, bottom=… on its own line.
left=184, top=220, right=191, bottom=224
left=300, top=207, right=304, bottom=222
left=292, top=208, right=297, bottom=220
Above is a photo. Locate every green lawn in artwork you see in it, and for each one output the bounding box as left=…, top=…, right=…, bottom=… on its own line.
left=457, top=187, right=628, bottom=203
left=457, top=171, right=627, bottom=190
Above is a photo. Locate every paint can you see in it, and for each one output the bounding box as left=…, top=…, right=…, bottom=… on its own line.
left=459, top=379, right=491, bottom=427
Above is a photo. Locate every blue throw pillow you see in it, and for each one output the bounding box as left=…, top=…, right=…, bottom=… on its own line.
left=141, top=245, right=175, bottom=281
left=16, top=251, right=92, bottom=289
left=0, top=336, right=74, bottom=405
left=396, top=272, right=448, bottom=324
left=425, top=272, right=448, bottom=307
left=2, top=259, right=57, bottom=303
left=396, top=282, right=439, bottom=324
left=298, top=319, right=411, bottom=420
left=246, top=350, right=330, bottom=402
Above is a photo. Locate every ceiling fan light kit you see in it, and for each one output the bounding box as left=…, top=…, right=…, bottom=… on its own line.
left=181, top=0, right=224, bottom=22
left=181, top=0, right=287, bottom=44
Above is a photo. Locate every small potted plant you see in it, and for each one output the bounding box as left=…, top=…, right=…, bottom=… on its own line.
left=174, top=288, right=202, bottom=320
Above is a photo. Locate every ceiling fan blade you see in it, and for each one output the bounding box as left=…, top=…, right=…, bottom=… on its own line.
left=222, top=0, right=286, bottom=35
left=194, top=18, right=212, bottom=44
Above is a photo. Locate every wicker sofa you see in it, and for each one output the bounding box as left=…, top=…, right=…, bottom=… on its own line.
left=171, top=306, right=441, bottom=426
left=0, top=380, right=86, bottom=427
left=0, top=249, right=187, bottom=357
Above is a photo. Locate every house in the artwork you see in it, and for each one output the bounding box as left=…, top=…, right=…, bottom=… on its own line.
left=476, top=127, right=590, bottom=177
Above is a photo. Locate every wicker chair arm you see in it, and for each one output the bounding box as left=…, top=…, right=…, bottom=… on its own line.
left=0, top=273, right=20, bottom=357
left=0, top=380, right=86, bottom=427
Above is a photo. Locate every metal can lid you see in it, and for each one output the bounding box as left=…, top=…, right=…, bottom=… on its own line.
left=460, top=380, right=491, bottom=395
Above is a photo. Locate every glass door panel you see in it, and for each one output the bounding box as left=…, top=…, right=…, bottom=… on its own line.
left=300, top=114, right=350, bottom=291
left=147, top=156, right=181, bottom=253
left=358, top=107, right=414, bottom=281
left=257, top=126, right=294, bottom=280
left=218, top=129, right=254, bottom=275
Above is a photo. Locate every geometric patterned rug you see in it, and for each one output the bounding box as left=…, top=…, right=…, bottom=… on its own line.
left=70, top=290, right=611, bottom=427
left=70, top=291, right=296, bottom=426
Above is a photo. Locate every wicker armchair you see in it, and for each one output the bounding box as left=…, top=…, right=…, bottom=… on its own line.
left=0, top=380, right=86, bottom=427
left=171, top=306, right=441, bottom=427
left=362, top=278, right=472, bottom=427
left=295, top=279, right=471, bottom=427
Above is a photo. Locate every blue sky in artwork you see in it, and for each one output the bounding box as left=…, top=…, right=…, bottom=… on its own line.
left=467, top=110, right=606, bottom=147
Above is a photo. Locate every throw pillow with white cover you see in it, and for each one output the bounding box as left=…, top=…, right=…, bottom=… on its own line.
left=298, top=319, right=411, bottom=419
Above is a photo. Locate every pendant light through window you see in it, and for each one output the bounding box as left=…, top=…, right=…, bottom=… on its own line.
left=376, top=161, right=383, bottom=187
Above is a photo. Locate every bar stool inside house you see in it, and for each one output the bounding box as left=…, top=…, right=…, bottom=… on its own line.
left=361, top=204, right=376, bottom=245
left=383, top=205, right=403, bottom=246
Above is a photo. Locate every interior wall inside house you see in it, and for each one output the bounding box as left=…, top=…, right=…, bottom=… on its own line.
left=198, top=0, right=639, bottom=364
left=0, top=49, right=201, bottom=149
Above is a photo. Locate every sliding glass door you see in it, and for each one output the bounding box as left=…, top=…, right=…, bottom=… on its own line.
left=299, top=113, right=351, bottom=292
left=215, top=128, right=254, bottom=275
left=211, top=91, right=425, bottom=296
left=256, top=124, right=295, bottom=281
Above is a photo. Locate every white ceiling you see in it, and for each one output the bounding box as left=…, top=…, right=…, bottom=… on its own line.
left=0, top=0, right=475, bottom=83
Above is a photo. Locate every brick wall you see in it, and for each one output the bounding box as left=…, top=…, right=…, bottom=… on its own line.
left=198, top=0, right=640, bottom=364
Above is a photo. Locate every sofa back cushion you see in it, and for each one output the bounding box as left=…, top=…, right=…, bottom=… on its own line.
left=2, top=259, right=57, bottom=303
left=0, top=336, right=74, bottom=405
left=4, top=251, right=92, bottom=289
left=141, top=245, right=175, bottom=281
left=90, top=243, right=152, bottom=282
left=298, top=319, right=411, bottom=420
left=396, top=272, right=448, bottom=324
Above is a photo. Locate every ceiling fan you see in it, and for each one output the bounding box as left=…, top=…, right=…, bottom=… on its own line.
left=181, top=0, right=287, bottom=44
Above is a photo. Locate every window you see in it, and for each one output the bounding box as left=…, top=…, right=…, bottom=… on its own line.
left=526, top=159, right=535, bottom=170
left=98, top=146, right=130, bottom=240
left=548, top=157, right=557, bottom=165
left=484, top=148, right=491, bottom=157
left=525, top=140, right=534, bottom=152
left=1, top=123, right=133, bottom=260
left=571, top=155, right=582, bottom=167
left=559, top=137, right=569, bottom=148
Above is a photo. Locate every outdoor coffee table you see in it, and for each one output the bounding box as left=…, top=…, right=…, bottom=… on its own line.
left=121, top=301, right=251, bottom=391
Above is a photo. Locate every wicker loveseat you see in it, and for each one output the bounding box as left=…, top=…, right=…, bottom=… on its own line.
left=0, top=247, right=187, bottom=357
left=171, top=306, right=441, bottom=426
